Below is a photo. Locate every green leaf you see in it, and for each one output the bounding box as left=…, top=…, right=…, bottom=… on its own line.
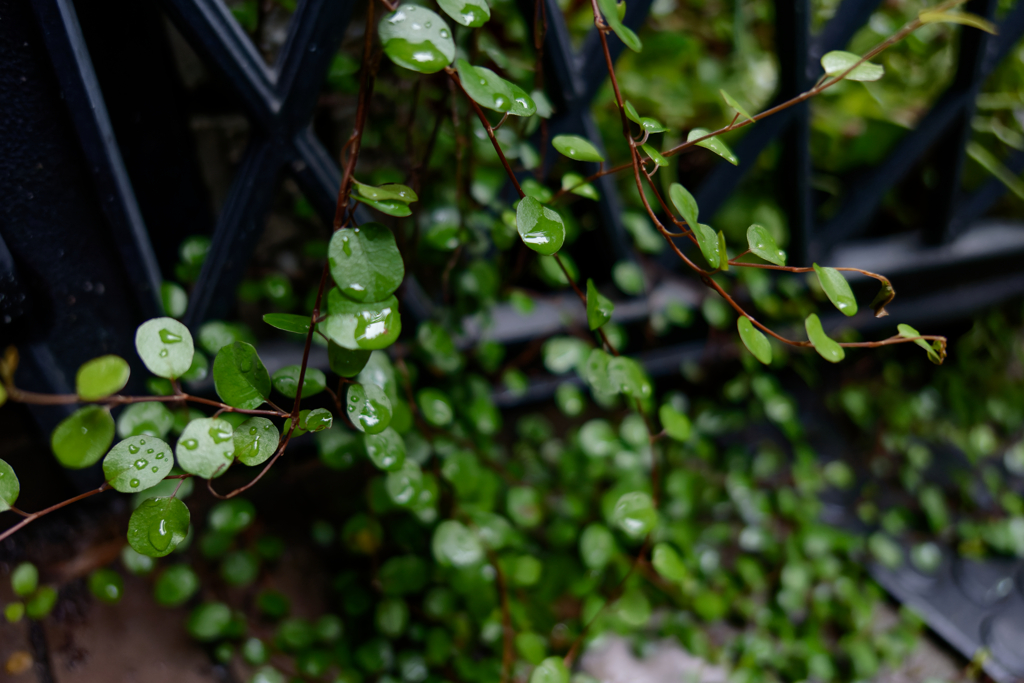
left=693, top=223, right=720, bottom=268
left=436, top=0, right=489, bottom=26
left=641, top=143, right=667, bottom=168
left=213, top=342, right=271, bottom=410
left=582, top=348, right=615, bottom=395
left=128, top=496, right=190, bottom=558
left=668, top=182, right=699, bottom=228
left=820, top=50, right=884, bottom=82
left=813, top=264, right=858, bottom=317
left=263, top=313, right=311, bottom=335
left=687, top=128, right=738, bottom=165
left=51, top=405, right=115, bottom=469
left=805, top=314, right=845, bottom=363
left=271, top=365, right=326, bottom=399
left=328, top=342, right=372, bottom=378
left=187, top=602, right=232, bottom=641
left=364, top=427, right=406, bottom=471
left=385, top=461, right=423, bottom=506
left=299, top=408, right=333, bottom=433
left=579, top=523, right=616, bottom=569
left=89, top=568, right=124, bottom=604
left=432, top=520, right=484, bottom=567
left=209, top=499, right=255, bottom=533
left=117, top=402, right=174, bottom=438
left=919, top=9, right=996, bottom=33
left=323, top=290, right=402, bottom=351
left=507, top=83, right=537, bottom=117
left=329, top=223, right=405, bottom=304
left=967, top=141, right=1024, bottom=201
left=717, top=230, right=729, bottom=271
left=234, top=417, right=280, bottom=466
left=353, top=181, right=418, bottom=204
left=652, top=543, right=687, bottom=580
left=154, top=565, right=200, bottom=607
left=612, top=491, right=656, bottom=538
left=25, top=586, right=57, bottom=620
left=613, top=261, right=645, bottom=296
left=897, top=323, right=942, bottom=364
left=0, top=459, right=19, bottom=512
left=176, top=417, right=235, bottom=479
left=737, top=317, right=772, bottom=365
left=596, top=0, right=642, bottom=52
left=76, top=355, right=130, bottom=400
left=103, top=435, right=173, bottom=493
left=658, top=404, right=691, bottom=441
left=347, top=383, right=393, bottom=434
left=135, top=317, right=195, bottom=379
left=608, top=356, right=651, bottom=399
left=746, top=224, right=786, bottom=266
left=516, top=196, right=565, bottom=255
left=551, top=134, right=604, bottom=163
left=871, top=280, right=895, bottom=318
left=417, top=388, right=454, bottom=427
left=161, top=281, right=188, bottom=318
left=352, top=195, right=413, bottom=217
left=623, top=101, right=668, bottom=132
left=586, top=279, right=614, bottom=330
left=12, top=563, right=37, bottom=597
left=378, top=4, right=455, bottom=74
left=531, top=657, right=570, bottom=683
left=507, top=486, right=543, bottom=527
left=456, top=59, right=514, bottom=112
left=560, top=172, right=599, bottom=200
left=720, top=89, right=754, bottom=122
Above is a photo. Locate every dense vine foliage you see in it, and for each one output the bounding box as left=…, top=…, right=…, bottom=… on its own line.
left=3, top=0, right=1017, bottom=681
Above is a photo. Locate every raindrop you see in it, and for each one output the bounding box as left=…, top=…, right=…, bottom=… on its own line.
left=134, top=459, right=148, bottom=470
left=182, top=439, right=198, bottom=450
left=128, top=444, right=140, bottom=454
left=130, top=478, right=140, bottom=488
left=159, top=329, right=182, bottom=344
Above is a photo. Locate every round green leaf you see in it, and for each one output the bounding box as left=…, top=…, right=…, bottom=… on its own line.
left=25, top=586, right=57, bottom=620
left=76, top=355, right=130, bottom=400
left=579, top=523, right=616, bottom=569
left=11, top=562, right=37, bottom=597
left=262, top=313, right=310, bottom=335
left=507, top=83, right=537, bottom=117
left=88, top=568, right=124, bottom=604
left=586, top=279, right=614, bottom=330
left=51, top=405, right=115, bottom=469
left=234, top=417, right=280, bottom=466
left=530, top=656, right=569, bottom=683
left=128, top=496, right=191, bottom=558
left=187, top=602, right=232, bottom=641
left=353, top=195, right=413, bottom=217
left=328, top=223, right=405, bottom=304
left=456, top=59, right=513, bottom=112
left=213, top=342, right=271, bottom=410
left=813, top=264, right=858, bottom=317
left=385, top=460, right=423, bottom=506
left=641, top=143, right=667, bottom=168
left=328, top=342, right=372, bottom=378
left=379, top=4, right=455, bottom=74
left=608, top=356, right=651, bottom=399
left=668, top=182, right=699, bottom=229
left=821, top=50, right=884, bottom=82
left=746, top=224, right=786, bottom=266
left=737, top=317, right=772, bottom=365
left=271, top=365, right=326, bottom=399
left=658, top=404, right=691, bottom=441
left=0, top=459, right=19, bottom=512
left=612, top=491, right=656, bottom=538
left=416, top=388, right=454, bottom=427
left=652, top=543, right=687, bottom=581
left=507, top=486, right=543, bottom=528
left=135, top=317, right=195, bottom=379
left=437, top=0, right=489, bottom=26
left=154, top=565, right=200, bottom=606
left=596, top=0, right=641, bottom=52
left=687, top=128, right=738, bottom=165
left=561, top=172, right=599, bottom=200
left=300, top=408, right=334, bottom=433
left=516, top=196, right=565, bottom=255
left=117, top=402, right=174, bottom=438
left=582, top=348, right=615, bottom=395
left=551, top=134, right=604, bottom=163
left=176, top=417, right=235, bottom=479
left=347, top=383, right=393, bottom=434
left=364, top=427, right=406, bottom=471
left=354, top=181, right=418, bottom=203
left=432, top=520, right=484, bottom=567
left=103, top=435, right=173, bottom=493
left=323, top=290, right=402, bottom=351
left=805, top=314, right=845, bottom=363
left=161, top=282, right=188, bottom=318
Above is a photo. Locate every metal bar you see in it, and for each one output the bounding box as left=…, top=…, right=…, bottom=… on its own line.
left=807, top=0, right=884, bottom=80
left=30, top=0, right=163, bottom=318
left=184, top=137, right=284, bottom=325
left=950, top=149, right=1024, bottom=230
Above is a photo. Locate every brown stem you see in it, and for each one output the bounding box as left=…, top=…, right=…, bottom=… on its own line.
left=0, top=483, right=111, bottom=544
left=5, top=386, right=288, bottom=418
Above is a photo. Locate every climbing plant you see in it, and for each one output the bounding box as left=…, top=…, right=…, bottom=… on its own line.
left=0, top=1, right=1006, bottom=681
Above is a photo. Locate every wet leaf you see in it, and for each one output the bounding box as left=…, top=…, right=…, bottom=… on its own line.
left=213, top=342, right=271, bottom=410
left=612, top=491, right=656, bottom=538
left=737, top=317, right=772, bottom=365
left=136, top=317, right=195, bottom=379
left=720, top=89, right=754, bottom=122
left=437, top=0, right=490, bottom=26
left=175, top=417, right=235, bottom=479
left=608, top=356, right=651, bottom=399
left=820, top=50, right=884, bottom=82
left=51, top=406, right=115, bottom=469
left=582, top=349, right=615, bottom=395
left=687, top=128, right=738, bottom=165
left=693, top=223, right=720, bottom=269
left=117, top=403, right=174, bottom=438
left=154, top=565, right=200, bottom=607
left=561, top=172, right=599, bottom=200
left=668, top=182, right=698, bottom=228
left=263, top=313, right=311, bottom=335
left=456, top=59, right=513, bottom=112
left=328, top=342, right=372, bottom=378
left=299, top=408, right=333, bottom=433
left=813, top=264, right=858, bottom=317
left=717, top=230, right=729, bottom=270
left=507, top=83, right=537, bottom=117
left=348, top=383, right=393, bottom=434
left=417, top=388, right=454, bottom=427
left=271, top=365, right=326, bottom=399
left=641, top=143, right=666, bottom=167
left=596, top=0, right=642, bottom=52
left=805, top=314, right=845, bottom=363
left=516, top=196, right=565, bottom=255
left=378, top=5, right=455, bottom=74
left=233, top=417, right=280, bottom=466
left=353, top=181, right=418, bottom=204
left=103, top=435, right=173, bottom=493
left=385, top=461, right=423, bottom=506
left=531, top=657, right=569, bottom=683
left=76, top=355, right=130, bottom=400
left=551, top=134, right=604, bottom=163
left=128, top=496, right=190, bottom=558
left=0, top=458, right=19, bottom=512
left=746, top=224, right=786, bottom=266
left=624, top=101, right=667, bottom=132
left=364, top=427, right=406, bottom=471
left=352, top=195, right=413, bottom=217
left=432, top=520, right=484, bottom=567
left=586, top=279, right=614, bottom=330
left=323, top=290, right=402, bottom=351
left=88, top=568, right=123, bottom=604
